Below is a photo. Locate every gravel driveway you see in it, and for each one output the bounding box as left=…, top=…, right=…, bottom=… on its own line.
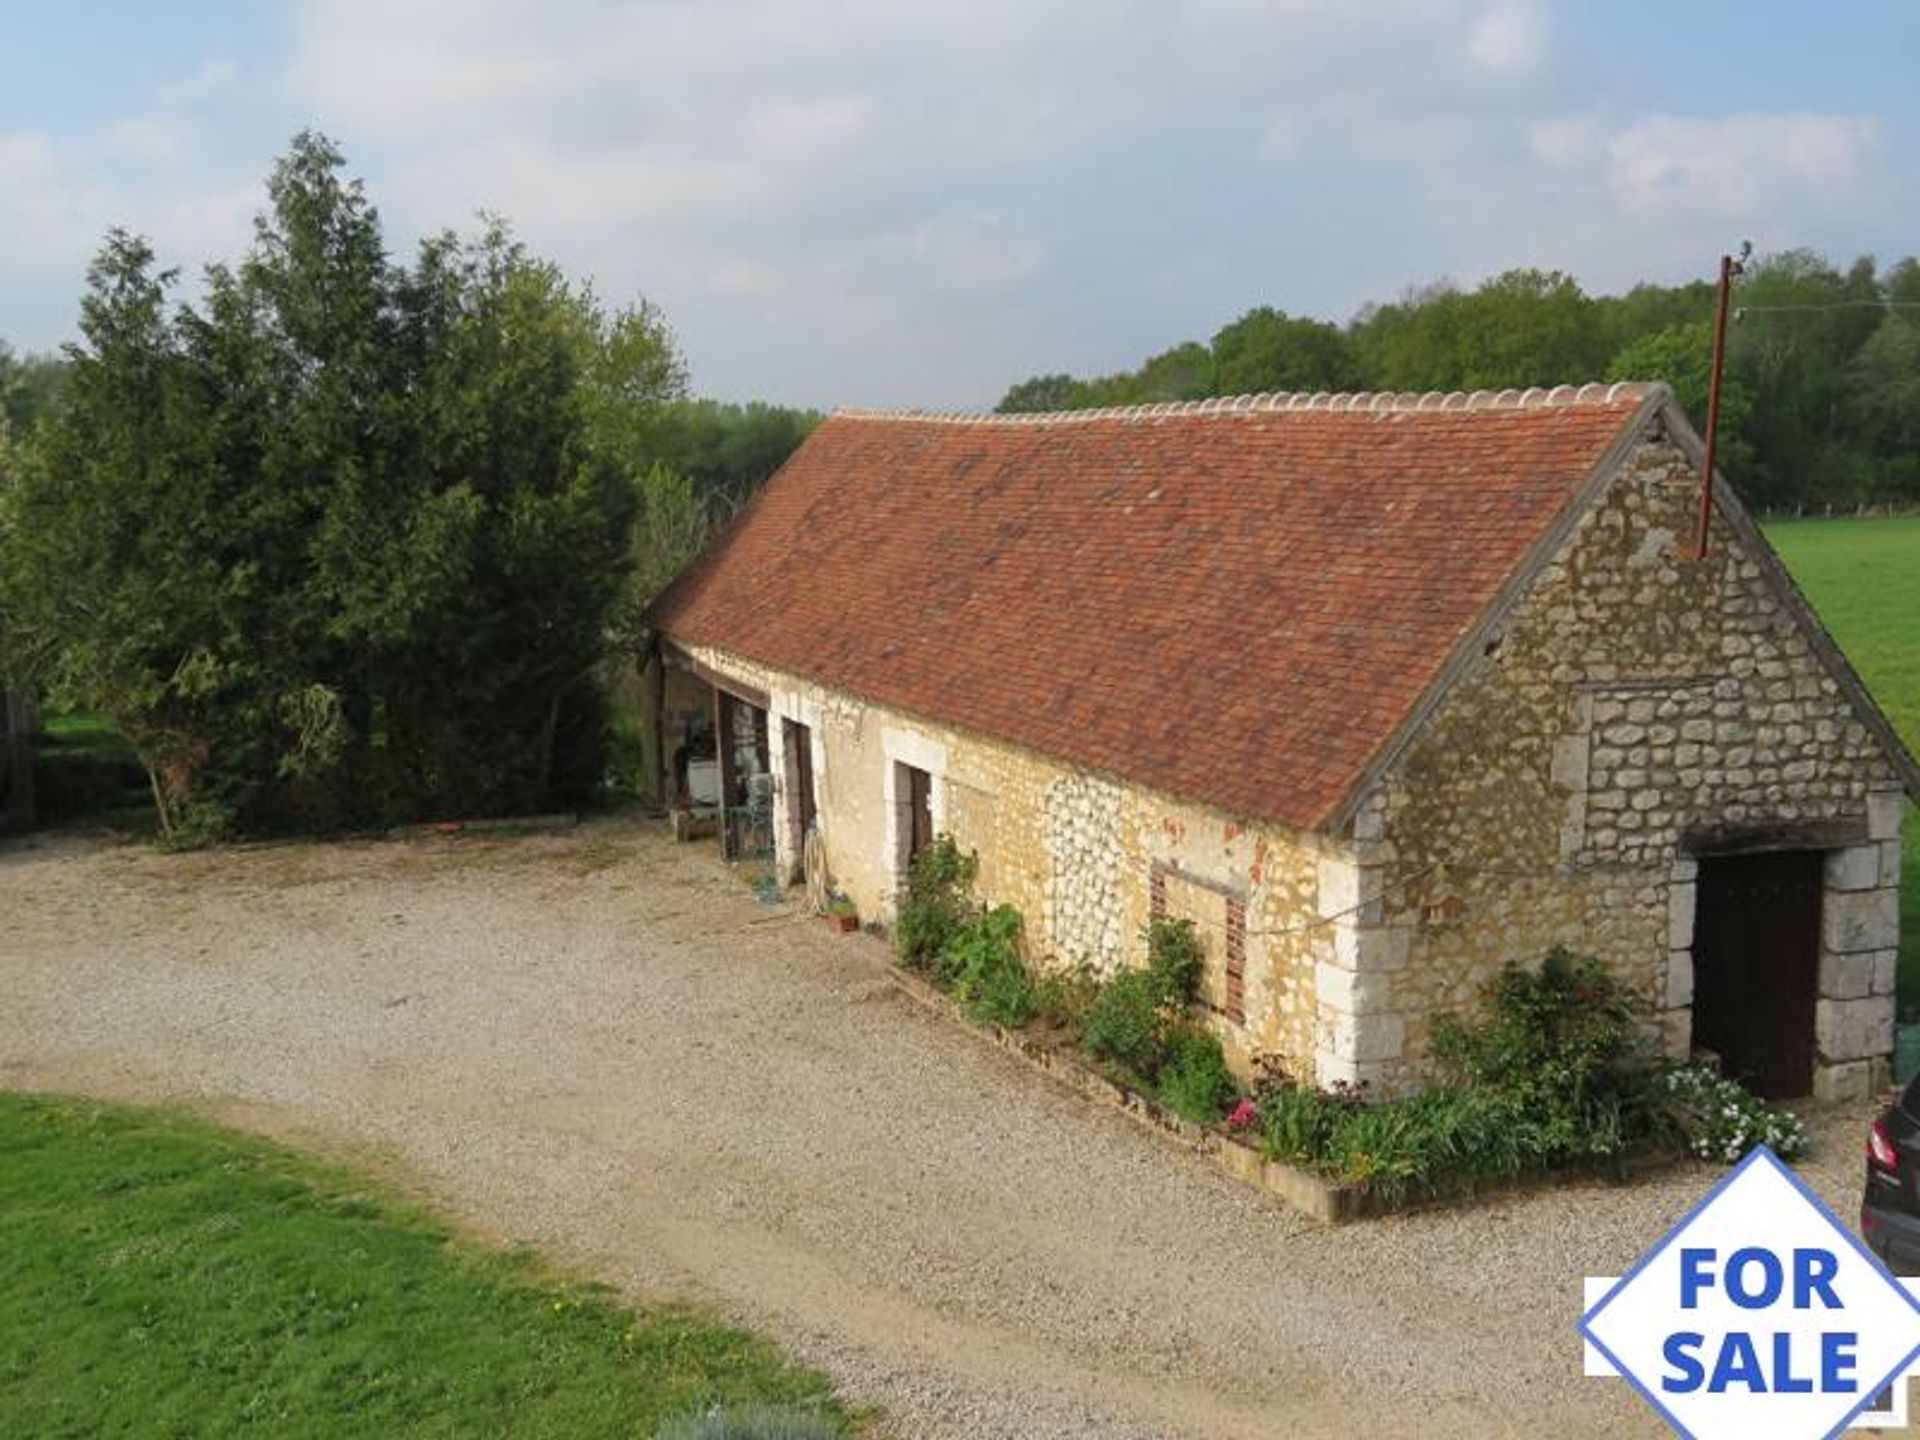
left=0, top=816, right=1883, bottom=1438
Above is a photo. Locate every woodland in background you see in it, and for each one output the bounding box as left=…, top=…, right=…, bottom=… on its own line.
left=999, top=255, right=1920, bottom=513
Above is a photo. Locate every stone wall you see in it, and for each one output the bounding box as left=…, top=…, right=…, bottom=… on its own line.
left=1346, top=431, right=1905, bottom=1097
left=672, top=642, right=1338, bottom=1076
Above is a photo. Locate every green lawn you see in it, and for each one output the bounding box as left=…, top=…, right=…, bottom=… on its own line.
left=1767, top=516, right=1920, bottom=1012
left=0, top=1094, right=851, bottom=1439
left=31, top=707, right=150, bottom=827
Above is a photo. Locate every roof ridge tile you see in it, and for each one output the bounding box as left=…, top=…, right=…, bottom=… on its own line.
left=832, top=381, right=1656, bottom=426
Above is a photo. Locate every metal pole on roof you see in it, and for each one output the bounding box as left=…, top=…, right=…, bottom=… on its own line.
left=1691, top=242, right=1750, bottom=560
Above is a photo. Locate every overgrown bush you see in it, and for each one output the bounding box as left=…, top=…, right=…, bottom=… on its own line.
left=1157, top=1026, right=1239, bottom=1123
left=1649, top=1065, right=1808, bottom=1163
left=1032, top=960, right=1102, bottom=1031
left=944, top=905, right=1036, bottom=1027
left=1431, top=946, right=1648, bottom=1160
left=893, top=836, right=980, bottom=969
left=1081, top=968, right=1170, bottom=1075
left=1144, top=917, right=1205, bottom=1005
left=1253, top=948, right=1721, bottom=1198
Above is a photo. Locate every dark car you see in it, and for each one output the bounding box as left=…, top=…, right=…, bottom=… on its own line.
left=1863, top=1074, right=1920, bottom=1272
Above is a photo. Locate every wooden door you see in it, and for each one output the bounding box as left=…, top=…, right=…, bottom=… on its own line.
left=784, top=719, right=817, bottom=881
left=789, top=721, right=817, bottom=836
left=906, top=765, right=934, bottom=866
left=1691, top=850, right=1823, bottom=1099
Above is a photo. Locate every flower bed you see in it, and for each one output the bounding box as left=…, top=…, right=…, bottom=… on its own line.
left=891, top=838, right=1805, bottom=1219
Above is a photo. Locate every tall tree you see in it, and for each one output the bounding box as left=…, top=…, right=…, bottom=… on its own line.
left=1210, top=308, right=1357, bottom=394
left=3, top=134, right=683, bottom=839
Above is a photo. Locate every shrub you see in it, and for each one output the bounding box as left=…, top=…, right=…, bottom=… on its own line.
left=655, top=1410, right=842, bottom=1440
left=1254, top=948, right=1691, bottom=1197
left=1144, top=917, right=1205, bottom=1005
left=945, top=905, right=1036, bottom=1027
left=893, top=836, right=980, bottom=969
left=1157, top=1026, right=1240, bottom=1123
left=1032, top=960, right=1102, bottom=1031
left=1430, top=946, right=1648, bottom=1160
left=1082, top=969, right=1169, bottom=1076
left=1649, top=1065, right=1808, bottom=1164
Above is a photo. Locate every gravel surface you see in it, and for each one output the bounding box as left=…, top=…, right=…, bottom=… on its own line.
left=0, top=816, right=1887, bottom=1438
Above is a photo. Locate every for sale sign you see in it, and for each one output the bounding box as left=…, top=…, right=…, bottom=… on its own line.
left=1581, top=1147, right=1920, bottom=1439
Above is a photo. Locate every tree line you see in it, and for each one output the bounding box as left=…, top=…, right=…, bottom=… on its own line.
left=999, top=255, right=1920, bottom=513
left=0, top=133, right=812, bottom=842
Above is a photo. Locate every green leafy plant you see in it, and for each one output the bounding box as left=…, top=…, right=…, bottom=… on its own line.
left=893, top=835, right=980, bottom=969
left=1156, top=1025, right=1239, bottom=1123
left=1430, top=946, right=1648, bottom=1160
left=1649, top=1065, right=1808, bottom=1164
left=944, top=904, right=1036, bottom=1027
left=1032, top=960, right=1102, bottom=1032
left=1256, top=1076, right=1359, bottom=1165
left=1144, top=916, right=1205, bottom=1005
left=1081, top=968, right=1169, bottom=1075
left=1254, top=948, right=1686, bottom=1198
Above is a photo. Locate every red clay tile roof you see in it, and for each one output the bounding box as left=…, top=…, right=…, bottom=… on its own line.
left=649, top=385, right=1657, bottom=832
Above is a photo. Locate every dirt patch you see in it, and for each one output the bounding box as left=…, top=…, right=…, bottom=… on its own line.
left=0, top=816, right=1884, bottom=1438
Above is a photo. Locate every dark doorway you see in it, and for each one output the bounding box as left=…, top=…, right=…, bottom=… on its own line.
left=905, top=764, right=934, bottom=867
left=1691, top=850, right=1823, bottom=1099
left=783, top=718, right=817, bottom=881
left=715, top=690, right=771, bottom=861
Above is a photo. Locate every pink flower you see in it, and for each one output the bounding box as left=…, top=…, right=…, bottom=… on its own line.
left=1227, top=1098, right=1258, bottom=1128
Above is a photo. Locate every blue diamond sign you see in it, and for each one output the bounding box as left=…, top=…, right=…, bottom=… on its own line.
left=1582, top=1146, right=1920, bottom=1439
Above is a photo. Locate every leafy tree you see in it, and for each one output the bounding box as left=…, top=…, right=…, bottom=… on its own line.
left=1450, top=269, right=1608, bottom=389
left=615, top=462, right=718, bottom=645
left=2, top=133, right=682, bottom=839
left=0, top=343, right=67, bottom=439
left=635, top=399, right=816, bottom=504
left=1606, top=321, right=1753, bottom=478
left=1210, top=308, right=1357, bottom=394
left=996, top=373, right=1085, bottom=414
left=1848, top=314, right=1920, bottom=503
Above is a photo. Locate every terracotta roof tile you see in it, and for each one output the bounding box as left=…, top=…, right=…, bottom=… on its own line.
left=650, top=387, right=1654, bottom=831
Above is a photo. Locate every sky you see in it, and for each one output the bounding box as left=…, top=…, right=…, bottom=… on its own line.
left=2, top=1, right=1915, bottom=409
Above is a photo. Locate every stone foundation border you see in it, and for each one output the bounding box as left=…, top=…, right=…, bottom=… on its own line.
left=885, top=962, right=1674, bottom=1224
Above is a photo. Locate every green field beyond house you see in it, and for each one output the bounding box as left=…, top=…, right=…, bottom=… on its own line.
left=0, top=1095, right=849, bottom=1439
left=1767, top=516, right=1920, bottom=1011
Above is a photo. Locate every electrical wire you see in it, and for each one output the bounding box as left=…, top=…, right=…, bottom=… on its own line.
left=1735, top=300, right=1920, bottom=317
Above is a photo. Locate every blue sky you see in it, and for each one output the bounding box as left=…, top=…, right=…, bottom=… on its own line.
left=4, top=2, right=1915, bottom=408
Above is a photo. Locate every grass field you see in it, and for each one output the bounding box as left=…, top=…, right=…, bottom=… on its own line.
left=0, top=1094, right=850, bottom=1439
left=1767, top=516, right=1920, bottom=1012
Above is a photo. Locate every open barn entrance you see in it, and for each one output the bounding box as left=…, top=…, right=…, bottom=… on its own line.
left=1690, top=850, right=1823, bottom=1099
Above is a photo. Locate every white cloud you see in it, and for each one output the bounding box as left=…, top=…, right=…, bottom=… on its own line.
left=1466, top=0, right=1545, bottom=76
left=1, top=4, right=1903, bottom=407
left=1607, top=113, right=1881, bottom=217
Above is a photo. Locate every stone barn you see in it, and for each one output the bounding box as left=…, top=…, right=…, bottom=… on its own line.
left=644, top=383, right=1916, bottom=1101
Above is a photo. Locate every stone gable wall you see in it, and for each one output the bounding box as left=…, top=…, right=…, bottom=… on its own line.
left=1344, top=431, right=1904, bottom=1097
